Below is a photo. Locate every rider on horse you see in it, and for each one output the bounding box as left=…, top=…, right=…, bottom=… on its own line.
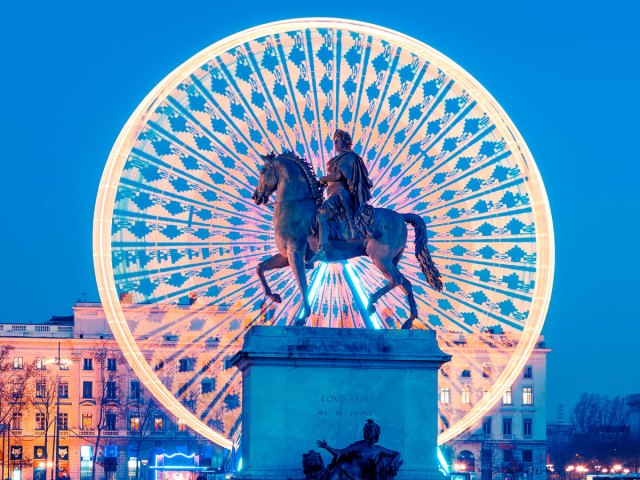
left=312, top=129, right=373, bottom=262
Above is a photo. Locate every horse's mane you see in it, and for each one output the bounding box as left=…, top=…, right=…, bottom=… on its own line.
left=266, top=150, right=325, bottom=207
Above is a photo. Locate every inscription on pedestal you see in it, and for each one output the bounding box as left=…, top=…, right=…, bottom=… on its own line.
left=317, top=393, right=374, bottom=418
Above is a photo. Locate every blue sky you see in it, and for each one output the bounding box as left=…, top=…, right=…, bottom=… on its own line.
left=1, top=0, right=638, bottom=416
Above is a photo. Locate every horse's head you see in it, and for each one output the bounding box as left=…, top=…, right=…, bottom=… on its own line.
left=252, top=152, right=278, bottom=206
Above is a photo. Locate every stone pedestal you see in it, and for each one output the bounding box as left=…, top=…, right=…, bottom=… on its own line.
left=229, top=326, right=450, bottom=480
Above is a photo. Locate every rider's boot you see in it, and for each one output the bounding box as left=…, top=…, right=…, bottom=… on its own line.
left=310, top=212, right=330, bottom=262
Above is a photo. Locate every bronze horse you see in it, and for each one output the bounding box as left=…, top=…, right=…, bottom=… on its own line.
left=251, top=151, right=442, bottom=329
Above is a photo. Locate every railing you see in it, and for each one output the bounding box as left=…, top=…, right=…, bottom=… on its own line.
left=79, top=429, right=96, bottom=436
left=103, top=430, right=119, bottom=436
left=0, top=324, right=73, bottom=338
left=502, top=434, right=513, bottom=440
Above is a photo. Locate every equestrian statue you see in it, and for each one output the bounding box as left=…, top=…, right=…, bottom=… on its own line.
left=251, top=129, right=442, bottom=329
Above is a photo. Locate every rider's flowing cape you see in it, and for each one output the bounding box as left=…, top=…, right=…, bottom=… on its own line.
left=328, top=150, right=373, bottom=208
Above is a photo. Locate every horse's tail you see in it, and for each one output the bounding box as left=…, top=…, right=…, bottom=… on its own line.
left=403, top=213, right=443, bottom=292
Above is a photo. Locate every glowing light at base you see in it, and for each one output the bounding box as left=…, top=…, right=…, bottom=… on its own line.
left=94, top=18, right=554, bottom=450
left=437, top=447, right=450, bottom=475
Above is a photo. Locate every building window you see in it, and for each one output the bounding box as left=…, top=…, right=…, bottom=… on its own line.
left=482, top=364, right=491, bottom=378
left=523, top=365, right=533, bottom=378
left=11, top=413, right=22, bottom=430
left=82, top=413, right=92, bottom=430
left=503, top=387, right=512, bottom=405
left=177, top=419, right=187, bottom=432
left=154, top=360, right=165, bottom=371
left=106, top=381, right=117, bottom=399
left=36, top=357, right=46, bottom=370
left=439, top=388, right=451, bottom=404
left=83, top=358, right=93, bottom=370
left=502, top=417, right=513, bottom=436
left=461, top=386, right=471, bottom=404
left=130, top=381, right=140, bottom=399
left=36, top=382, right=46, bottom=398
left=106, top=412, right=117, bottom=431
left=106, top=358, right=117, bottom=371
left=35, top=412, right=46, bottom=430
left=82, top=381, right=93, bottom=399
left=522, top=386, right=534, bottom=405
left=178, top=358, right=195, bottom=372
left=11, top=383, right=22, bottom=399
left=13, top=357, right=23, bottom=369
left=522, top=449, right=533, bottom=463
left=482, top=417, right=492, bottom=435
left=154, top=415, right=164, bottom=432
left=58, top=412, right=68, bottom=431
left=58, top=381, right=69, bottom=399
left=503, top=449, right=513, bottom=462
left=201, top=379, right=214, bottom=394
left=523, top=418, right=533, bottom=436
left=130, top=415, right=140, bottom=431
left=461, top=369, right=471, bottom=378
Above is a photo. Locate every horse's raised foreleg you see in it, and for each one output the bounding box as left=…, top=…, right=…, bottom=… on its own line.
left=256, top=253, right=289, bottom=303
left=288, top=249, right=311, bottom=326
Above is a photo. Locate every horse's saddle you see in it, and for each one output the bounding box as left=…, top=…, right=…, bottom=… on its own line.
left=312, top=204, right=378, bottom=242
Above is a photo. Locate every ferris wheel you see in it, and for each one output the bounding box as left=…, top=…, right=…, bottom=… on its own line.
left=94, top=18, right=554, bottom=450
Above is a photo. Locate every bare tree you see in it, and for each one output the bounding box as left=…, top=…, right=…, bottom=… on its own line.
left=127, top=390, right=162, bottom=480
left=572, top=393, right=629, bottom=434
left=1, top=349, right=37, bottom=480
left=29, top=369, right=60, bottom=472
left=88, top=344, right=125, bottom=480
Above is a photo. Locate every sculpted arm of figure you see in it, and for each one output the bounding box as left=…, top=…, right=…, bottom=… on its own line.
left=316, top=439, right=342, bottom=458
left=375, top=446, right=401, bottom=463
left=319, top=170, right=342, bottom=184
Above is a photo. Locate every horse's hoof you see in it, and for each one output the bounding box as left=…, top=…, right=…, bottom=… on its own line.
left=269, top=293, right=282, bottom=303
left=401, top=320, right=413, bottom=330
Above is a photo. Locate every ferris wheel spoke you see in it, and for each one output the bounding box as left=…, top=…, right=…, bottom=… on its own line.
left=240, top=45, right=299, bottom=154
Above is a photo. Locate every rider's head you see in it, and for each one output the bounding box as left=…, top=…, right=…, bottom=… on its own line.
left=363, top=420, right=380, bottom=444
left=333, top=129, right=353, bottom=153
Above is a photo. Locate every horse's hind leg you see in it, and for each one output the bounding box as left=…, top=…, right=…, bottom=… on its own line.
left=398, top=276, right=419, bottom=330
left=256, top=253, right=289, bottom=303
left=367, top=256, right=403, bottom=313
left=368, top=255, right=418, bottom=329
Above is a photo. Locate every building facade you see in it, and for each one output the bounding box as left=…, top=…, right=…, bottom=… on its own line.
left=447, top=336, right=549, bottom=480
left=0, top=306, right=228, bottom=480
